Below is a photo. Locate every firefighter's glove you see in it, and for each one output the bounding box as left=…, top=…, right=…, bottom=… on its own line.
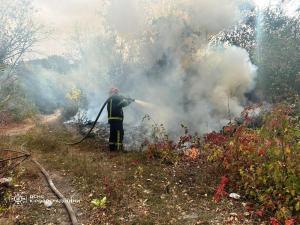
left=128, top=98, right=135, bottom=103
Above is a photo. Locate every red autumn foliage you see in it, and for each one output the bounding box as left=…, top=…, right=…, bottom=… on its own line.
left=204, top=104, right=300, bottom=224
left=131, top=160, right=139, bottom=166
left=213, top=176, right=229, bottom=202
left=258, top=147, right=265, bottom=156
left=285, top=218, right=296, bottom=225
left=256, top=210, right=264, bottom=217
left=205, top=131, right=228, bottom=146
left=270, top=217, right=280, bottom=225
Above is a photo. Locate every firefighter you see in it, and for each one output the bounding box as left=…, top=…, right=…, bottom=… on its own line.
left=107, top=87, right=134, bottom=151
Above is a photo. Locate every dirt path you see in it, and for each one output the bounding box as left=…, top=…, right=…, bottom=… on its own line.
left=0, top=110, right=61, bottom=136
left=11, top=159, right=84, bottom=225
left=0, top=110, right=86, bottom=225
left=1, top=113, right=257, bottom=225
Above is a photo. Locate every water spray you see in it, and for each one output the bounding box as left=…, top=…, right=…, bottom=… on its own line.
left=134, top=99, right=154, bottom=108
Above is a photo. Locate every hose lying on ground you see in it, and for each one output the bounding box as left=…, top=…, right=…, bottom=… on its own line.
left=66, top=97, right=111, bottom=145
left=0, top=149, right=79, bottom=225
left=31, top=159, right=79, bottom=225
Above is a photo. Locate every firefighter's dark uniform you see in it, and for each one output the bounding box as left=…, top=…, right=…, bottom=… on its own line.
left=107, top=94, right=132, bottom=151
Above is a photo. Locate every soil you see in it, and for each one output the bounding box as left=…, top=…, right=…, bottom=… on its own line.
left=0, top=110, right=61, bottom=136
left=0, top=112, right=260, bottom=225
left=0, top=110, right=84, bottom=225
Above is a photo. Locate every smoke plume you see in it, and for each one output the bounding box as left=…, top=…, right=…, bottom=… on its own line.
left=25, top=0, right=257, bottom=134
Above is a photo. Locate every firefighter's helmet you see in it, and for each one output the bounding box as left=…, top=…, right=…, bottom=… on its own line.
left=109, top=87, right=119, bottom=95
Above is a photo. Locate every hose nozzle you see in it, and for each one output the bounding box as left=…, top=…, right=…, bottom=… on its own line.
left=127, top=97, right=135, bottom=103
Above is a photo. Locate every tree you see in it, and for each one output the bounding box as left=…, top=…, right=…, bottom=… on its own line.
left=257, top=8, right=300, bottom=102
left=0, top=0, right=41, bottom=87
left=0, top=0, right=42, bottom=121
left=214, top=6, right=300, bottom=103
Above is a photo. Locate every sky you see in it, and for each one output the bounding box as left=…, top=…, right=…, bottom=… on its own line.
left=253, top=0, right=300, bottom=10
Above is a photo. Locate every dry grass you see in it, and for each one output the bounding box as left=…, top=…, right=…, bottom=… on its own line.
left=1, top=123, right=255, bottom=224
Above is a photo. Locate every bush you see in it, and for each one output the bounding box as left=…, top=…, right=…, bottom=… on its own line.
left=61, top=87, right=88, bottom=122
left=0, top=82, right=37, bottom=122
left=144, top=117, right=201, bottom=164
left=205, top=104, right=300, bottom=222
left=145, top=122, right=178, bottom=164
left=61, top=103, right=79, bottom=121
left=142, top=104, right=300, bottom=222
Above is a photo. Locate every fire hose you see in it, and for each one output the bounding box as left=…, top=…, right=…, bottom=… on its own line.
left=66, top=96, right=112, bottom=145
left=1, top=96, right=135, bottom=224
left=67, top=96, right=135, bottom=145
left=31, top=159, right=79, bottom=225
left=0, top=96, right=133, bottom=223
left=0, top=149, right=79, bottom=225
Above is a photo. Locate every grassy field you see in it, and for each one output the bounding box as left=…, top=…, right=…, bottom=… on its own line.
left=0, top=122, right=258, bottom=225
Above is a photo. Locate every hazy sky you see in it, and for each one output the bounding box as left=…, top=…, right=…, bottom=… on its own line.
left=31, top=0, right=300, bottom=57
left=32, top=0, right=104, bottom=57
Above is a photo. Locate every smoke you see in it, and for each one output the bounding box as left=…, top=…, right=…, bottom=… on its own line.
left=178, top=0, right=241, bottom=32
left=25, top=0, right=257, bottom=134
left=184, top=46, right=256, bottom=132
left=106, top=0, right=147, bottom=36
left=122, top=45, right=256, bottom=133
left=31, top=0, right=104, bottom=55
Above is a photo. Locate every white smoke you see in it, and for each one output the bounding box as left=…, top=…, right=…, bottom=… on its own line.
left=185, top=46, right=256, bottom=132
left=178, top=0, right=241, bottom=32
left=27, top=0, right=257, bottom=134
left=106, top=0, right=147, bottom=36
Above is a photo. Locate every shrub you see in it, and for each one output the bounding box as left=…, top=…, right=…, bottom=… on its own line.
left=205, top=104, right=300, bottom=222
left=61, top=103, right=79, bottom=121
left=61, top=87, right=87, bottom=122
left=142, top=115, right=178, bottom=164
left=0, top=82, right=37, bottom=122
left=143, top=104, right=300, bottom=222
left=145, top=122, right=178, bottom=164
